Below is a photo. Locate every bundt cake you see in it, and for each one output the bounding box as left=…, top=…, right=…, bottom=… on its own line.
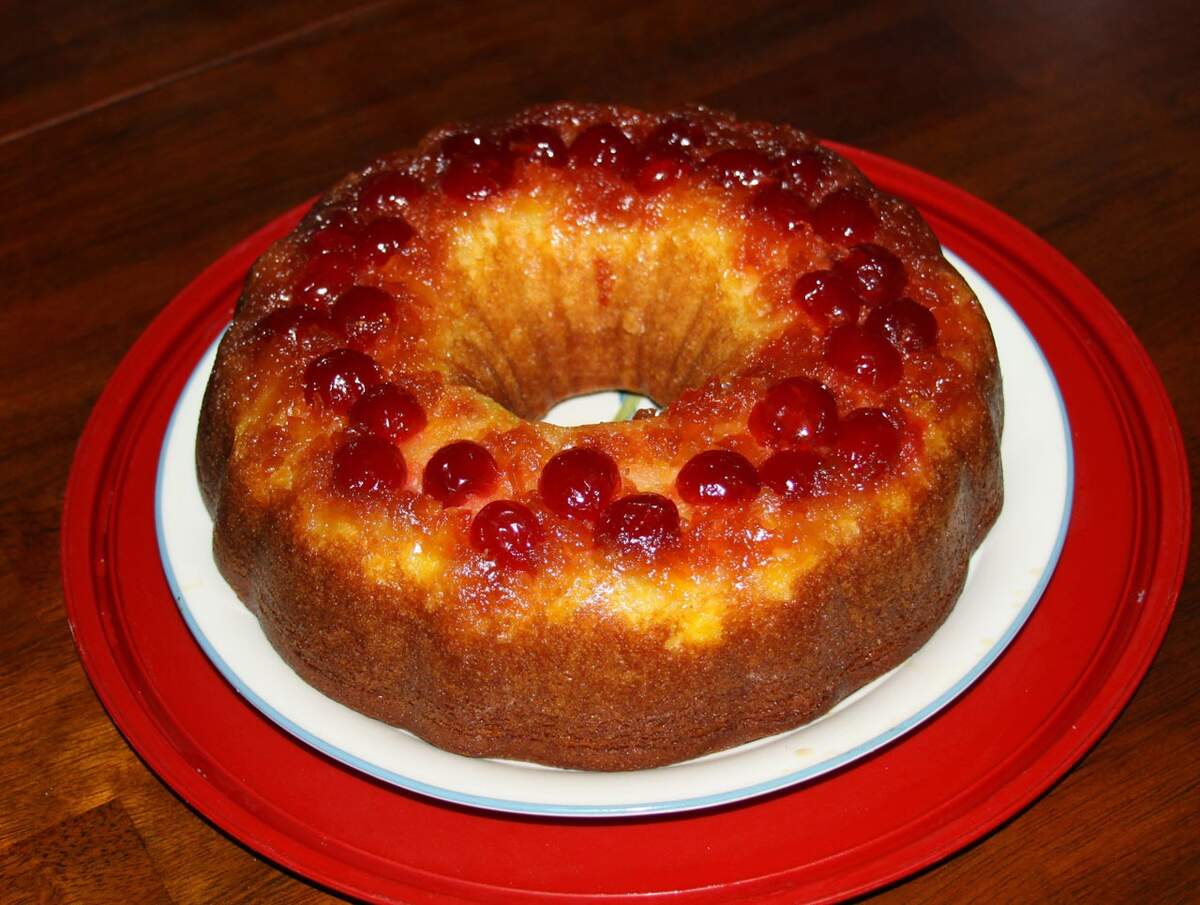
left=196, top=102, right=1003, bottom=771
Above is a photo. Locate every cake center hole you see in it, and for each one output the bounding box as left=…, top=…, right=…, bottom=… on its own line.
left=435, top=206, right=786, bottom=421
left=540, top=390, right=659, bottom=426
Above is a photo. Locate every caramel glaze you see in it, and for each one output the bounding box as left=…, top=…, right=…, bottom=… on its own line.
left=197, top=102, right=1002, bottom=770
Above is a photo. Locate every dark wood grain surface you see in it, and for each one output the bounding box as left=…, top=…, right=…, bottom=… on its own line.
left=2, top=2, right=1195, bottom=901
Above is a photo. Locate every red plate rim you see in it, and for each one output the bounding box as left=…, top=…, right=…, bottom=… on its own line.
left=61, top=145, right=1190, bottom=903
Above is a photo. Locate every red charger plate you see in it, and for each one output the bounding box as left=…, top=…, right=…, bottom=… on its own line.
left=62, top=147, right=1189, bottom=903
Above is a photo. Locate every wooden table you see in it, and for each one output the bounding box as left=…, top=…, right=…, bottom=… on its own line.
left=2, top=2, right=1195, bottom=901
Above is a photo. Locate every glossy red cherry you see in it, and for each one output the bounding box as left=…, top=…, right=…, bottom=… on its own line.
left=760, top=449, right=828, bottom=500
left=504, top=124, right=567, bottom=166
left=471, top=500, right=542, bottom=571
left=349, top=383, right=426, bottom=443
left=303, top=348, right=381, bottom=413
left=826, top=324, right=903, bottom=390
left=440, top=147, right=514, bottom=202
left=749, top=377, right=839, bottom=449
left=705, top=148, right=774, bottom=188
left=422, top=440, right=499, bottom=506
left=792, top=270, right=861, bottom=325
left=813, top=189, right=878, bottom=244
left=864, top=298, right=938, bottom=353
left=539, top=447, right=620, bottom=521
left=331, top=285, right=396, bottom=347
left=835, top=243, right=906, bottom=304
left=440, top=159, right=505, bottom=201
left=357, top=171, right=425, bottom=213
left=594, top=493, right=681, bottom=559
left=440, top=131, right=492, bottom=160
left=645, top=118, right=709, bottom=154
left=750, top=185, right=811, bottom=232
left=293, top=251, right=358, bottom=307
left=778, top=149, right=825, bottom=196
left=676, top=450, right=760, bottom=505
left=357, top=217, right=413, bottom=265
left=835, top=408, right=902, bottom=483
left=635, top=149, right=691, bottom=195
left=332, top=435, right=406, bottom=498
left=253, top=305, right=338, bottom=343
left=569, top=123, right=637, bottom=176
left=306, top=222, right=360, bottom=257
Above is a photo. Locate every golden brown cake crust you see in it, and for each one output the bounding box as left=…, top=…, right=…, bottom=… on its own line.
left=197, top=102, right=1002, bottom=771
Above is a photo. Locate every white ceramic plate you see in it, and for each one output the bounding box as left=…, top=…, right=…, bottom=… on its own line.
left=156, top=249, right=1072, bottom=817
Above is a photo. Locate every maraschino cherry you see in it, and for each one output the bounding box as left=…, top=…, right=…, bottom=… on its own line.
left=293, top=251, right=357, bottom=307
left=505, top=124, right=567, bottom=167
left=357, top=217, right=414, bottom=265
left=865, top=299, right=938, bottom=353
left=635, top=149, right=691, bottom=195
left=306, top=221, right=360, bottom=257
left=349, top=384, right=426, bottom=443
left=676, top=450, right=760, bottom=504
left=254, top=305, right=337, bottom=344
left=751, top=185, right=811, bottom=233
left=706, top=148, right=774, bottom=188
left=835, top=408, right=902, bottom=483
left=749, top=378, right=839, bottom=449
left=357, top=171, right=425, bottom=214
left=471, top=500, right=542, bottom=571
left=826, top=324, right=903, bottom=390
left=595, top=493, right=681, bottom=559
left=423, top=440, right=499, bottom=506
left=539, top=448, right=620, bottom=520
left=778, top=149, right=825, bottom=197
left=303, top=349, right=381, bottom=413
left=441, top=142, right=514, bottom=202
left=760, top=449, right=828, bottom=500
left=835, top=243, right=906, bottom=304
left=439, top=131, right=490, bottom=160
left=813, top=189, right=878, bottom=244
left=331, top=285, right=396, bottom=347
left=792, top=270, right=860, bottom=325
left=569, top=124, right=637, bottom=176
left=332, top=435, right=406, bottom=498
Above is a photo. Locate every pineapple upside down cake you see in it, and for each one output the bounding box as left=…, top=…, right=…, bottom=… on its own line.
left=197, top=103, right=1002, bottom=771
